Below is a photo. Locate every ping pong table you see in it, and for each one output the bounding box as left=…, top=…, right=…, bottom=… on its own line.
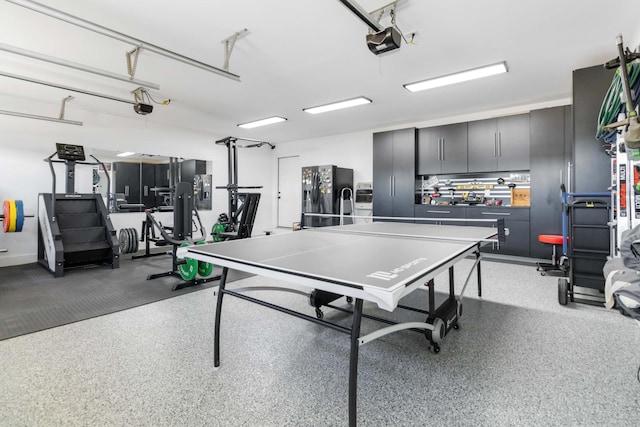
left=178, top=220, right=502, bottom=426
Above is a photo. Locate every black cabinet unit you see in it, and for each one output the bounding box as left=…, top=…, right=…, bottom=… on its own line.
left=468, top=114, right=530, bottom=172
left=417, top=123, right=468, bottom=174
left=572, top=65, right=615, bottom=192
left=114, top=162, right=141, bottom=205
left=373, top=128, right=417, bottom=219
left=466, top=207, right=530, bottom=257
left=414, top=204, right=465, bottom=224
left=529, top=106, right=569, bottom=259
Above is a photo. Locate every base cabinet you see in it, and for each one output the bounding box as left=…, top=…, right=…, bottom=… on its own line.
left=414, top=206, right=530, bottom=257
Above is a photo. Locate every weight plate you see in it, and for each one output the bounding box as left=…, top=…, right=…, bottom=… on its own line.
left=119, top=229, right=127, bottom=253
left=126, top=228, right=133, bottom=254
left=196, top=241, right=214, bottom=276
left=8, top=200, right=17, bottom=232
left=127, top=228, right=135, bottom=254
left=2, top=201, right=11, bottom=233
left=131, top=228, right=139, bottom=253
left=212, top=223, right=226, bottom=242
left=177, top=242, right=197, bottom=281
left=121, top=228, right=129, bottom=254
left=127, top=228, right=136, bottom=254
left=15, top=200, right=24, bottom=232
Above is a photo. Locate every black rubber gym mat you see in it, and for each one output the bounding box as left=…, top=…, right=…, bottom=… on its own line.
left=0, top=255, right=249, bottom=341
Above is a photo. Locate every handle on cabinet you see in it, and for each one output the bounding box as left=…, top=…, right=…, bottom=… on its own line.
left=493, top=133, right=497, bottom=157
left=428, top=210, right=450, bottom=214
left=498, top=132, right=502, bottom=156
left=481, top=212, right=511, bottom=216
left=389, top=176, right=393, bottom=197
left=436, top=138, right=441, bottom=161
left=441, top=138, right=445, bottom=161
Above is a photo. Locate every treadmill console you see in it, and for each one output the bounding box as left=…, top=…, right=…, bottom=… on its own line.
left=56, top=143, right=86, bottom=161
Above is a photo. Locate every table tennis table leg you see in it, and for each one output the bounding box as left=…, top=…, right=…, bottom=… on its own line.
left=349, top=298, right=363, bottom=427
left=214, top=267, right=229, bottom=368
left=476, top=250, right=482, bottom=297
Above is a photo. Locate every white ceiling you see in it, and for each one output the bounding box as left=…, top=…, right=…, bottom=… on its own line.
left=1, top=0, right=639, bottom=144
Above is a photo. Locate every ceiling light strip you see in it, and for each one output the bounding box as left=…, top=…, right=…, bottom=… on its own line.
left=238, top=116, right=287, bottom=129
left=404, top=61, right=508, bottom=93
left=6, top=0, right=241, bottom=82
left=0, top=109, right=83, bottom=125
left=303, top=96, right=372, bottom=114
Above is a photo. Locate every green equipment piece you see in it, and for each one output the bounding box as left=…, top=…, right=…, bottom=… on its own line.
left=196, top=241, right=214, bottom=277
left=177, top=242, right=198, bottom=281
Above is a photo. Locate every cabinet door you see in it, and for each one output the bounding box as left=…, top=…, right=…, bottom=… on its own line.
left=417, top=127, right=441, bottom=175
left=497, top=114, right=530, bottom=171
left=467, top=119, right=498, bottom=172
left=372, top=131, right=393, bottom=217
left=141, top=163, right=156, bottom=208
left=391, top=128, right=417, bottom=218
left=114, top=162, right=141, bottom=204
left=440, top=123, right=468, bottom=173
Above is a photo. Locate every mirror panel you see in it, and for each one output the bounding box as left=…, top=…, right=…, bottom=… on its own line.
left=89, top=149, right=212, bottom=212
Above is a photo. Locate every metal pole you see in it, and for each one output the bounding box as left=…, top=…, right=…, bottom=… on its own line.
left=0, top=42, right=160, bottom=89
left=0, top=70, right=136, bottom=104
left=0, top=109, right=82, bottom=126
left=6, top=0, right=241, bottom=82
left=337, top=0, right=384, bottom=32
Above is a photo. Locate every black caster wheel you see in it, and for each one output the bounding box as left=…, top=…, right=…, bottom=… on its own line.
left=540, top=271, right=546, bottom=276
left=431, top=343, right=441, bottom=354
left=315, top=308, right=324, bottom=319
left=346, top=296, right=353, bottom=304
left=453, top=324, right=460, bottom=330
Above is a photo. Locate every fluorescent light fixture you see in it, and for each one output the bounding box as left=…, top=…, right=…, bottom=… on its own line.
left=117, top=152, right=135, bottom=157
left=404, top=61, right=508, bottom=93
left=303, top=96, right=372, bottom=114
left=237, top=116, right=287, bottom=129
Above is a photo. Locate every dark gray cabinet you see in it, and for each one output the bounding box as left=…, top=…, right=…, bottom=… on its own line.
left=414, top=204, right=466, bottom=224
left=465, top=207, right=530, bottom=257
left=468, top=114, right=530, bottom=172
left=114, top=162, right=141, bottom=204
left=417, top=123, right=468, bottom=174
left=529, top=106, right=568, bottom=259
left=373, top=128, right=416, bottom=218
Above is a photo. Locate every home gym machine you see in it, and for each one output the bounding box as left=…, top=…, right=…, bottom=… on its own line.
left=38, top=143, right=119, bottom=277
left=145, top=181, right=219, bottom=291
left=211, top=136, right=273, bottom=241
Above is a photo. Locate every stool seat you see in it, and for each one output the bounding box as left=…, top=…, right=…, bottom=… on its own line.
left=538, top=234, right=565, bottom=245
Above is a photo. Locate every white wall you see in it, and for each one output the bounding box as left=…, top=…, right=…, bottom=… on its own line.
left=633, top=19, right=640, bottom=50
left=0, top=94, right=273, bottom=267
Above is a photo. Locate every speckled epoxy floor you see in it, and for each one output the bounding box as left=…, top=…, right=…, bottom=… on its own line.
left=1, top=259, right=638, bottom=426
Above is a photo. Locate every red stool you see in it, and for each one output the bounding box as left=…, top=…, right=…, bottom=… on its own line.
left=536, top=234, right=567, bottom=275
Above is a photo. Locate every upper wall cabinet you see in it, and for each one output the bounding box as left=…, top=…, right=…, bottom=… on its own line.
left=467, top=114, right=530, bottom=172
left=417, top=123, right=468, bottom=175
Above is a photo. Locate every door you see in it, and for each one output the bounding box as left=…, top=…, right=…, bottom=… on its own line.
left=468, top=119, right=498, bottom=172
left=391, top=128, right=417, bottom=218
left=372, top=131, right=393, bottom=217
left=440, top=123, right=468, bottom=173
left=278, top=156, right=301, bottom=228
left=497, top=114, right=530, bottom=171
left=417, top=127, right=441, bottom=175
